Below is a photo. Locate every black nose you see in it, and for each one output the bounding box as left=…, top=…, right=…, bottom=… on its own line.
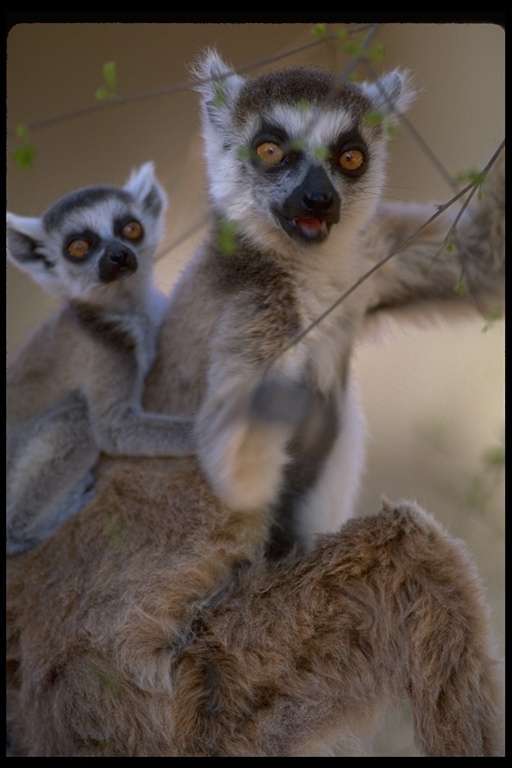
left=302, top=189, right=334, bottom=213
left=98, top=244, right=138, bottom=283
left=280, top=164, right=340, bottom=223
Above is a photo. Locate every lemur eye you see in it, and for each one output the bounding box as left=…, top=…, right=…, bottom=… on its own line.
left=67, top=238, right=91, bottom=260
left=339, top=148, right=365, bottom=174
left=256, top=142, right=284, bottom=165
left=122, top=219, right=143, bottom=240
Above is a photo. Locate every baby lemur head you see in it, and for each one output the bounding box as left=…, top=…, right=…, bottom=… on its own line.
left=193, top=49, right=414, bottom=257
left=7, top=162, right=167, bottom=304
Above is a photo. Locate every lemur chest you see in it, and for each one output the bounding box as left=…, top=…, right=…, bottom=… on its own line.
left=293, top=278, right=362, bottom=395
left=72, top=303, right=158, bottom=379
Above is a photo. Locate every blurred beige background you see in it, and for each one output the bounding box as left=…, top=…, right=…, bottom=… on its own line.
left=6, top=22, right=504, bottom=755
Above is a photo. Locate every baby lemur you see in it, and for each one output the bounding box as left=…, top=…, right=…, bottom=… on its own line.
left=6, top=162, right=195, bottom=555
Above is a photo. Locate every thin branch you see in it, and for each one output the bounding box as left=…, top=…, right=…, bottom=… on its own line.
left=360, top=58, right=458, bottom=194
left=8, top=26, right=372, bottom=137
left=338, top=23, right=380, bottom=83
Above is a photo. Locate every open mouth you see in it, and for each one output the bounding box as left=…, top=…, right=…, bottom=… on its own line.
left=274, top=211, right=332, bottom=244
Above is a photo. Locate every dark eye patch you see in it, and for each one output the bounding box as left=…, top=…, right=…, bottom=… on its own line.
left=329, top=128, right=368, bottom=177
left=114, top=216, right=144, bottom=243
left=63, top=229, right=99, bottom=263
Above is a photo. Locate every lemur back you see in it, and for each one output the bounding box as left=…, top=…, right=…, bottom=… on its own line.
left=6, top=163, right=195, bottom=555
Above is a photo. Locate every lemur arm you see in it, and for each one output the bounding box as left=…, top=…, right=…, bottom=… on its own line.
left=78, top=313, right=196, bottom=458
left=363, top=147, right=505, bottom=320
left=194, top=297, right=310, bottom=514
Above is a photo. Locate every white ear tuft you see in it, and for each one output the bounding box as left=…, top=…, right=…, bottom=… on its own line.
left=191, top=47, right=245, bottom=120
left=6, top=212, right=45, bottom=266
left=124, top=162, right=168, bottom=216
left=124, top=162, right=156, bottom=198
left=360, top=69, right=416, bottom=118
left=7, top=212, right=45, bottom=241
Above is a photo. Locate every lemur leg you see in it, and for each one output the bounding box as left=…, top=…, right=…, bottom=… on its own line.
left=7, top=389, right=98, bottom=555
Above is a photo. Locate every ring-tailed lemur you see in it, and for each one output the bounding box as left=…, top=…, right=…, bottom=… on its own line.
left=150, top=49, right=502, bottom=557
left=6, top=162, right=195, bottom=555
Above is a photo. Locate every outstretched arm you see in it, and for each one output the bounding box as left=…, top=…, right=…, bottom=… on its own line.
left=363, top=146, right=505, bottom=321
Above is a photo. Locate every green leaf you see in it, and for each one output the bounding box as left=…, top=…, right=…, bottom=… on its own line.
left=312, top=144, right=329, bottom=162
left=311, top=23, right=326, bottom=39
left=15, top=124, right=29, bottom=139
left=217, top=218, right=238, bottom=256
left=364, top=109, right=384, bottom=127
left=367, top=42, right=385, bottom=62
left=237, top=146, right=253, bottom=162
left=13, top=143, right=36, bottom=170
left=455, top=168, right=487, bottom=198
left=96, top=61, right=117, bottom=100
left=92, top=662, right=123, bottom=697
left=344, top=41, right=361, bottom=58
left=483, top=444, right=505, bottom=469
left=213, top=81, right=225, bottom=109
left=297, top=99, right=312, bottom=114
left=455, top=168, right=487, bottom=187
left=481, top=305, right=504, bottom=332
left=95, top=86, right=109, bottom=101
left=102, top=61, right=117, bottom=89
left=453, top=279, right=465, bottom=296
left=104, top=516, right=124, bottom=550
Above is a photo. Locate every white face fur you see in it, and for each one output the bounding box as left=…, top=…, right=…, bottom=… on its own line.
left=194, top=50, right=413, bottom=261
left=6, top=162, right=167, bottom=304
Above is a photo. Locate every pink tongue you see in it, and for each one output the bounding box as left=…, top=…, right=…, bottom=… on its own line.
left=296, top=217, right=323, bottom=236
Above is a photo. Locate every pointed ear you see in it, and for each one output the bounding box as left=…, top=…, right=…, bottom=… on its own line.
left=360, top=69, right=415, bottom=120
left=124, top=161, right=167, bottom=219
left=6, top=212, right=46, bottom=267
left=191, top=47, right=245, bottom=127
left=6, top=211, right=60, bottom=292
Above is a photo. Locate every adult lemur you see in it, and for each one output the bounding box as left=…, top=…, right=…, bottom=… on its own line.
left=6, top=162, right=195, bottom=555
left=157, top=49, right=503, bottom=556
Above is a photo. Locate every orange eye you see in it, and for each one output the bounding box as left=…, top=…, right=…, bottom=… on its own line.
left=339, top=148, right=365, bottom=173
left=122, top=220, right=143, bottom=240
left=256, top=142, right=284, bottom=166
left=67, top=238, right=91, bottom=259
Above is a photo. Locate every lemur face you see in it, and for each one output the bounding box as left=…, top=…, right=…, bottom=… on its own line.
left=44, top=190, right=147, bottom=285
left=245, top=111, right=367, bottom=246
left=7, top=163, right=167, bottom=302
left=194, top=50, right=413, bottom=254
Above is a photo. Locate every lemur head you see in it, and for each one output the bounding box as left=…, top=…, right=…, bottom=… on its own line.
left=193, top=49, right=414, bottom=256
left=7, top=162, right=167, bottom=303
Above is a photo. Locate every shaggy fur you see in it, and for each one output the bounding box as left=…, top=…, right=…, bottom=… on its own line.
left=6, top=473, right=503, bottom=756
